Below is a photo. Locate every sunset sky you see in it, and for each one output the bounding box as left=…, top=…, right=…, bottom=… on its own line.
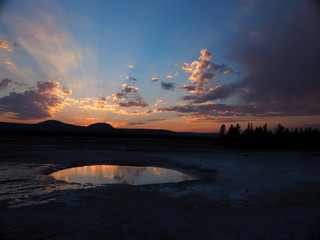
left=0, top=0, right=319, bottom=132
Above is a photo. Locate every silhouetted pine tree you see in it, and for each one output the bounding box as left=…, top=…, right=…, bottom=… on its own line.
left=219, top=124, right=226, bottom=138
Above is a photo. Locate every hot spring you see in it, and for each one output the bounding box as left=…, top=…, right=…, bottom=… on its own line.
left=50, top=165, right=195, bottom=185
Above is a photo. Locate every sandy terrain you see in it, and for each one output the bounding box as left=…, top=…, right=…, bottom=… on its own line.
left=0, top=136, right=320, bottom=239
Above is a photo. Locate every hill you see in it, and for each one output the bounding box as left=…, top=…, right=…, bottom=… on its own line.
left=0, top=120, right=216, bottom=138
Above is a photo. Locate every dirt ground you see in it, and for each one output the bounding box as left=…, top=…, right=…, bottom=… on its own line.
left=0, top=136, right=320, bottom=240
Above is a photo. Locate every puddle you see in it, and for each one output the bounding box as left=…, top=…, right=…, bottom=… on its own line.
left=50, top=165, right=194, bottom=185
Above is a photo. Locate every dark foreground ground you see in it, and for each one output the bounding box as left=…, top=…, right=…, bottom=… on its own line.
left=0, top=135, right=320, bottom=240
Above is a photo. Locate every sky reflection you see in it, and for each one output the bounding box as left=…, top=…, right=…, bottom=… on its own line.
left=50, top=165, right=194, bottom=185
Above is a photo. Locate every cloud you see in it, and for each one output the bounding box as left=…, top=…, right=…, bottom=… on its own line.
left=156, top=102, right=272, bottom=120
left=126, top=75, right=137, bottom=81
left=0, top=78, right=12, bottom=90
left=157, top=103, right=231, bottom=114
left=124, top=118, right=166, bottom=126
left=0, top=41, right=9, bottom=49
left=178, top=49, right=237, bottom=105
left=125, top=122, right=146, bottom=126
left=3, top=10, right=83, bottom=78
left=114, top=84, right=138, bottom=100
left=154, top=99, right=166, bottom=107
left=228, top=0, right=320, bottom=117
left=5, top=60, right=15, bottom=71
left=127, top=64, right=135, bottom=68
left=166, top=75, right=172, bottom=79
left=146, top=118, right=166, bottom=122
left=161, top=82, right=175, bottom=91
left=0, top=39, right=17, bottom=51
left=151, top=77, right=159, bottom=82
left=0, top=80, right=70, bottom=120
left=182, top=49, right=235, bottom=93
left=192, top=84, right=238, bottom=103
left=115, top=99, right=149, bottom=108
left=113, top=84, right=149, bottom=108
left=180, top=85, right=196, bottom=93
left=122, top=83, right=138, bottom=93
left=171, top=64, right=179, bottom=68
left=242, top=0, right=258, bottom=14
left=167, top=3, right=320, bottom=120
left=180, top=95, right=196, bottom=101
left=198, top=49, right=212, bottom=61
left=77, top=96, right=152, bottom=115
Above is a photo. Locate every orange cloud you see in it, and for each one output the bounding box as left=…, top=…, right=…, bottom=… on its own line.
left=182, top=49, right=234, bottom=94
left=154, top=99, right=166, bottom=107
left=5, top=60, right=15, bottom=71
left=0, top=41, right=9, bottom=49
left=126, top=76, right=137, bottom=81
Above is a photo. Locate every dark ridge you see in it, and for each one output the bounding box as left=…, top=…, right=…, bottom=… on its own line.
left=87, top=122, right=114, bottom=130
left=36, top=120, right=84, bottom=132
left=0, top=120, right=216, bottom=140
left=37, top=120, right=66, bottom=126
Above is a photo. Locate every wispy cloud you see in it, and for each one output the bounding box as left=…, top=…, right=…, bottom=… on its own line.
left=3, top=10, right=83, bottom=78
left=147, top=118, right=166, bottom=122
left=126, top=75, right=137, bottom=81
left=0, top=41, right=9, bottom=49
left=242, top=0, right=258, bottom=14
left=0, top=39, right=17, bottom=51
left=151, top=77, right=159, bottom=82
left=166, top=74, right=172, bottom=79
left=127, top=64, right=135, bottom=68
left=125, top=122, right=146, bottom=126
left=5, top=60, right=15, bottom=71
left=154, top=99, right=166, bottom=107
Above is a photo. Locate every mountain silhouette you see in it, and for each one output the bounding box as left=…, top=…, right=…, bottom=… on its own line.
left=0, top=120, right=177, bottom=136
left=0, top=120, right=113, bottom=133
left=36, top=120, right=83, bottom=132
left=87, top=122, right=114, bottom=132
left=0, top=120, right=216, bottom=137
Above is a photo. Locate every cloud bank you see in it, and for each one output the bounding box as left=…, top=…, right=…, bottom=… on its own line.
left=0, top=80, right=70, bottom=120
left=228, top=0, right=320, bottom=116
left=160, top=1, right=320, bottom=122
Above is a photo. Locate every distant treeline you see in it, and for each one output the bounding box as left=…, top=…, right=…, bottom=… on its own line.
left=218, top=123, right=320, bottom=150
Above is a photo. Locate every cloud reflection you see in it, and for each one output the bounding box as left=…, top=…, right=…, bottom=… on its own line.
left=51, top=165, right=194, bottom=185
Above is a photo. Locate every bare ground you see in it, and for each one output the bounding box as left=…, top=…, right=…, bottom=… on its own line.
left=0, top=136, right=320, bottom=240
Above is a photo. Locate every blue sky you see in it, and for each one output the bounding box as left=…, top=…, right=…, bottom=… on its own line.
left=0, top=0, right=319, bottom=132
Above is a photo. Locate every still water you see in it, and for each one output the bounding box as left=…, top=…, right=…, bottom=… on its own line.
left=50, top=165, right=194, bottom=185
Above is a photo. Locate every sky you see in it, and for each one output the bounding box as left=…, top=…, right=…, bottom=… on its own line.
left=0, top=0, right=319, bottom=132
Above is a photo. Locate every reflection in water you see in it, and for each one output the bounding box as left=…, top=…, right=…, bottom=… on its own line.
left=50, top=165, right=194, bottom=185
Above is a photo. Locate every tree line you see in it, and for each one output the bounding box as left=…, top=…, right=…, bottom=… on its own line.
left=218, top=123, right=320, bottom=150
